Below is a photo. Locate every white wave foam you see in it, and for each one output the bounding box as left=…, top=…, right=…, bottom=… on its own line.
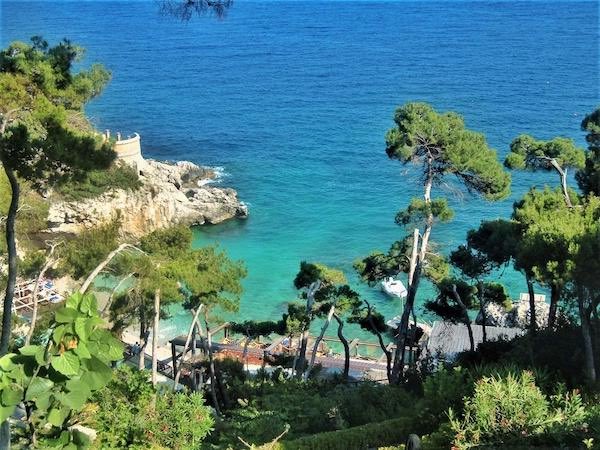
left=197, top=166, right=230, bottom=186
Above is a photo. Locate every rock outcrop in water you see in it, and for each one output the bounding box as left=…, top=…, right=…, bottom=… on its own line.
left=47, top=160, right=248, bottom=237
left=476, top=297, right=550, bottom=329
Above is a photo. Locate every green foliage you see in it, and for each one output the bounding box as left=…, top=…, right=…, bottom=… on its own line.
left=449, top=370, right=591, bottom=449
left=18, top=250, right=46, bottom=278
left=512, top=187, right=592, bottom=292
left=572, top=197, right=600, bottom=297
left=576, top=107, right=600, bottom=196
left=212, top=378, right=417, bottom=448
left=139, top=225, right=193, bottom=258
left=230, top=320, right=286, bottom=338
left=0, top=292, right=122, bottom=449
left=0, top=173, right=49, bottom=254
left=505, top=134, right=585, bottom=172
left=449, top=245, right=491, bottom=280
left=354, top=237, right=413, bottom=286
left=53, top=163, right=141, bottom=201
left=293, top=262, right=346, bottom=290
left=59, top=218, right=121, bottom=279
left=109, top=228, right=245, bottom=341
left=425, top=278, right=475, bottom=322
left=395, top=198, right=453, bottom=227
left=270, top=417, right=413, bottom=450
left=85, top=366, right=213, bottom=450
left=385, top=102, right=511, bottom=200
left=479, top=282, right=511, bottom=310
left=466, top=219, right=519, bottom=267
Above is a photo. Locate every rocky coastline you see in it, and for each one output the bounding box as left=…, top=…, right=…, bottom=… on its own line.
left=46, top=159, right=248, bottom=238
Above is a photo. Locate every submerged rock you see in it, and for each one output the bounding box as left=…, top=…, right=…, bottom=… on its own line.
left=47, top=160, right=248, bottom=237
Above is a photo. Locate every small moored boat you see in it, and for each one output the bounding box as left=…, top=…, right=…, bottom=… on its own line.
left=381, top=277, right=408, bottom=299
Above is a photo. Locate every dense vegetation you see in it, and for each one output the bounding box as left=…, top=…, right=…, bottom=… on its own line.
left=1, top=37, right=599, bottom=449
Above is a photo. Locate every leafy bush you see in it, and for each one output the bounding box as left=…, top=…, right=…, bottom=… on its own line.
left=59, top=218, right=121, bottom=279
left=456, top=325, right=600, bottom=389
left=269, top=416, right=413, bottom=450
left=86, top=366, right=213, bottom=450
left=448, top=370, right=591, bottom=449
left=0, top=293, right=123, bottom=450
left=54, top=163, right=141, bottom=201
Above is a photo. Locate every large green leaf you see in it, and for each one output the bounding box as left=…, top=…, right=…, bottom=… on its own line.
left=51, top=352, right=80, bottom=376
left=34, top=391, right=51, bottom=410
left=19, top=345, right=43, bottom=356
left=0, top=354, right=16, bottom=371
left=1, top=383, right=24, bottom=406
left=81, top=356, right=112, bottom=390
left=73, top=340, right=91, bottom=359
left=53, top=324, right=67, bottom=344
left=106, top=337, right=124, bottom=361
left=55, top=307, right=79, bottom=324
left=20, top=344, right=46, bottom=366
left=74, top=318, right=88, bottom=341
left=62, top=379, right=92, bottom=410
left=79, top=294, right=97, bottom=315
left=47, top=406, right=69, bottom=427
left=0, top=404, right=14, bottom=422
left=25, top=377, right=54, bottom=401
left=66, top=293, right=82, bottom=310
left=84, top=316, right=104, bottom=338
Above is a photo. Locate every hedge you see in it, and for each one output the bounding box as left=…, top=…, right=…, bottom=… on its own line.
left=267, top=417, right=412, bottom=450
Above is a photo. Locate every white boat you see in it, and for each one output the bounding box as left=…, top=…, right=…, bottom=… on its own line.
left=381, top=277, right=408, bottom=299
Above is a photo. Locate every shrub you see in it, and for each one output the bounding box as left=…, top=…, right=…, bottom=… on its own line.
left=268, top=416, right=413, bottom=450
left=86, top=366, right=213, bottom=450
left=59, top=218, right=121, bottom=279
left=448, top=370, right=591, bottom=449
left=54, top=163, right=141, bottom=201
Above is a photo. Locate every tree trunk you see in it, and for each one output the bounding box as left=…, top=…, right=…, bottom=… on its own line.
left=1, top=167, right=20, bottom=356
left=242, top=334, right=251, bottom=372
left=295, top=280, right=320, bottom=379
left=304, top=304, right=335, bottom=380
left=173, top=305, right=204, bottom=389
left=408, top=228, right=419, bottom=286
left=365, top=301, right=392, bottom=382
left=151, top=289, right=160, bottom=386
left=25, top=243, right=59, bottom=345
left=79, top=243, right=142, bottom=294
left=549, top=159, right=573, bottom=208
left=577, top=294, right=597, bottom=384
left=526, top=274, right=537, bottom=332
left=478, top=281, right=487, bottom=343
left=548, top=283, right=560, bottom=328
left=138, top=311, right=149, bottom=370
left=452, top=284, right=475, bottom=352
left=295, top=328, right=309, bottom=379
left=390, top=229, right=424, bottom=384
left=333, top=313, right=350, bottom=379
left=203, top=314, right=221, bottom=415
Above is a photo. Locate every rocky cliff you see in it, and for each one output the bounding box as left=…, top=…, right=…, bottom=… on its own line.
left=47, top=160, right=248, bottom=237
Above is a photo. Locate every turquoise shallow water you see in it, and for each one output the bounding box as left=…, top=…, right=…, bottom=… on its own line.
left=2, top=1, right=599, bottom=340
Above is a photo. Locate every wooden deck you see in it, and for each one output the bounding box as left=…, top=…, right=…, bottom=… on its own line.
left=165, top=327, right=398, bottom=382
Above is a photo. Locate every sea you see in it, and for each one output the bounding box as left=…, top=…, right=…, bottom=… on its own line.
left=2, top=0, right=599, bottom=342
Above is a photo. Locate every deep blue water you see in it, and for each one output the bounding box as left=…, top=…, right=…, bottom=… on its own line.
left=2, top=1, right=599, bottom=339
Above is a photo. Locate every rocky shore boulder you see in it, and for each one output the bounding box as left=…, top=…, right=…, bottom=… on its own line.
left=476, top=296, right=550, bottom=329
left=47, top=160, right=248, bottom=237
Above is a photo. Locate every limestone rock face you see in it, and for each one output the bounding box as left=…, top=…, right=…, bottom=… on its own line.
left=47, top=160, right=248, bottom=237
left=476, top=297, right=550, bottom=329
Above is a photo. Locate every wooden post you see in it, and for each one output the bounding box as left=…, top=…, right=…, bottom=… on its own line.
left=171, top=341, right=177, bottom=377
left=151, top=289, right=160, bottom=387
